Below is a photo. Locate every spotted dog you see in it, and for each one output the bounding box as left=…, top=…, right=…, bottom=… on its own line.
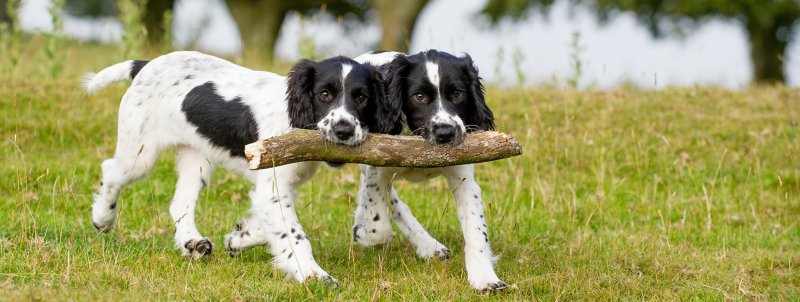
left=84, top=51, right=400, bottom=283
left=353, top=50, right=505, bottom=291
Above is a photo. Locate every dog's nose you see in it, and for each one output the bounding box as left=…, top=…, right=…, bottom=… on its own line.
left=433, top=124, right=456, bottom=144
left=332, top=121, right=355, bottom=141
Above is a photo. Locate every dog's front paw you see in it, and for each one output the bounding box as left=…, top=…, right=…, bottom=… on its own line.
left=91, top=206, right=118, bottom=233
left=414, top=239, right=451, bottom=260
left=433, top=246, right=452, bottom=260
left=317, top=274, right=339, bottom=289
left=285, top=263, right=334, bottom=285
left=182, top=238, right=213, bottom=260
left=479, top=280, right=509, bottom=293
left=469, top=273, right=508, bottom=292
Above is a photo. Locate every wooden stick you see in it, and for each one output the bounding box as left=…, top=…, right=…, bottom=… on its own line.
left=244, top=129, right=522, bottom=169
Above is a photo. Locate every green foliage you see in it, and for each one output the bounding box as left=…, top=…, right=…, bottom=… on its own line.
left=161, top=9, right=174, bottom=53
left=480, top=0, right=800, bottom=83
left=275, top=0, right=371, bottom=21
left=64, top=0, right=116, bottom=18
left=481, top=0, right=556, bottom=23
left=0, top=0, right=21, bottom=74
left=43, top=0, right=66, bottom=78
left=567, top=30, right=584, bottom=89
left=586, top=0, right=800, bottom=37
left=117, top=0, right=146, bottom=59
left=511, top=46, right=526, bottom=86
left=297, top=17, right=323, bottom=61
left=493, top=46, right=505, bottom=84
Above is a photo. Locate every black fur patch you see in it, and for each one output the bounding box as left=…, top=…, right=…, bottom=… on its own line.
left=130, top=60, right=149, bottom=79
left=182, top=82, right=259, bottom=158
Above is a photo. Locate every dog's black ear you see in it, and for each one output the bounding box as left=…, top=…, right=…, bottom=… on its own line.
left=384, top=55, right=410, bottom=124
left=367, top=64, right=403, bottom=134
left=462, top=54, right=494, bottom=131
left=287, top=59, right=316, bottom=129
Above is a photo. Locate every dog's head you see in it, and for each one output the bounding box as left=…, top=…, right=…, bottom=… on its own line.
left=385, top=50, right=494, bottom=145
left=286, top=56, right=402, bottom=146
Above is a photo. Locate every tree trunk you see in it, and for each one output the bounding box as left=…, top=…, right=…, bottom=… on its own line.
left=371, top=0, right=429, bottom=52
left=245, top=130, right=522, bottom=169
left=142, top=0, right=174, bottom=48
left=226, top=0, right=287, bottom=65
left=0, top=0, right=12, bottom=31
left=746, top=19, right=787, bottom=84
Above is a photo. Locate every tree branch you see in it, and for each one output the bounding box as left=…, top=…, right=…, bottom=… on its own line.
left=245, top=130, right=522, bottom=169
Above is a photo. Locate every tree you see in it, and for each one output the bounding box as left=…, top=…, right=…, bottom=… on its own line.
left=370, top=0, right=429, bottom=52
left=481, top=0, right=800, bottom=84
left=141, top=0, right=174, bottom=47
left=225, top=0, right=369, bottom=65
left=1, top=0, right=13, bottom=31
left=65, top=0, right=174, bottom=48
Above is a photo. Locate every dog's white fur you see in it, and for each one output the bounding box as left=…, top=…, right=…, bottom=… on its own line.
left=353, top=51, right=505, bottom=291
left=85, top=51, right=368, bottom=283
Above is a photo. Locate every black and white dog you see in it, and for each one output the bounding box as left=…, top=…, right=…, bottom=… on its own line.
left=84, top=51, right=400, bottom=283
left=354, top=50, right=505, bottom=291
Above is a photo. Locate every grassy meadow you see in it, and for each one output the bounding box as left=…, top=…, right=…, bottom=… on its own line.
left=1, top=39, right=799, bottom=301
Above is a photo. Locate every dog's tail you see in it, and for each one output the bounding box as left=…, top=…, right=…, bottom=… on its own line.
left=82, top=60, right=149, bottom=94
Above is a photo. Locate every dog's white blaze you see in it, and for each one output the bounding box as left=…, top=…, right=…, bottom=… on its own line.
left=426, top=61, right=460, bottom=126
left=330, top=106, right=351, bottom=121
left=340, top=63, right=352, bottom=104
left=425, top=61, right=444, bottom=111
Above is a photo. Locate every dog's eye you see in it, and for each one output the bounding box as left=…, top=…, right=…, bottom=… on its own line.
left=452, top=90, right=463, bottom=99
left=413, top=93, right=428, bottom=103
left=356, top=94, right=368, bottom=103
left=318, top=90, right=332, bottom=102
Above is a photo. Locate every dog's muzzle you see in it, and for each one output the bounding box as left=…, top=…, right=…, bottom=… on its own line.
left=332, top=121, right=355, bottom=141
left=318, top=114, right=367, bottom=146
left=425, top=122, right=465, bottom=145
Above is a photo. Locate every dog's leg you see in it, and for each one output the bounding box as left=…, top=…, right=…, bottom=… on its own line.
left=169, top=147, right=214, bottom=259
left=443, top=164, right=507, bottom=292
left=352, top=165, right=394, bottom=247
left=226, top=163, right=334, bottom=284
left=352, top=165, right=449, bottom=258
left=91, top=131, right=163, bottom=233
left=387, top=187, right=451, bottom=259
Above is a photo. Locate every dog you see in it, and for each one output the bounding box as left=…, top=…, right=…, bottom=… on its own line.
left=353, top=50, right=506, bottom=291
left=84, top=51, right=401, bottom=283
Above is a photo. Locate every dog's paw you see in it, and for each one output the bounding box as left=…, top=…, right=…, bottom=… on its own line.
left=433, top=247, right=452, bottom=260
left=414, top=239, right=451, bottom=260
left=317, top=275, right=339, bottom=289
left=91, top=220, right=114, bottom=233
left=470, top=275, right=509, bottom=292
left=182, top=238, right=213, bottom=260
left=479, top=280, right=509, bottom=293
left=91, top=209, right=117, bottom=233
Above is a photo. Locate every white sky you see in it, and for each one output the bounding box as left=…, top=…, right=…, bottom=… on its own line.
left=17, top=0, right=800, bottom=88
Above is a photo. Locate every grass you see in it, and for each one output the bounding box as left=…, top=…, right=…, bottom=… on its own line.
left=1, top=42, right=799, bottom=301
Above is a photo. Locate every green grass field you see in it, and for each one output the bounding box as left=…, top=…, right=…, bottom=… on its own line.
left=1, top=42, right=799, bottom=301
